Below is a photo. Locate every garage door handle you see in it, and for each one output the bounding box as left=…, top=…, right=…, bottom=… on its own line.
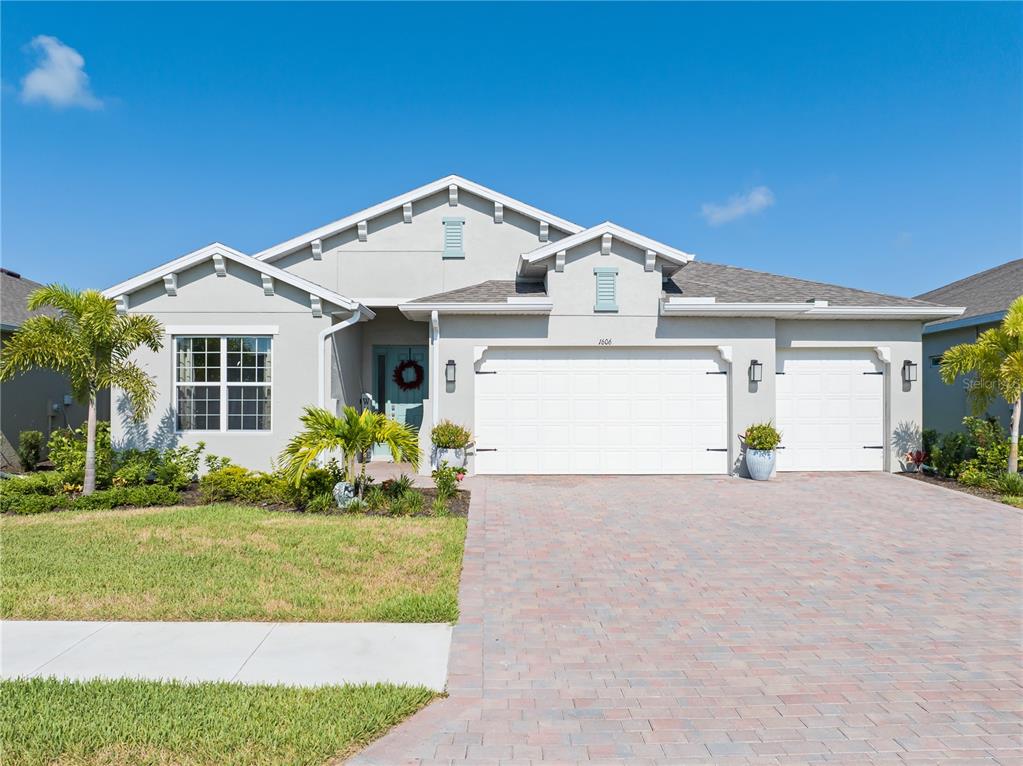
left=862, top=371, right=884, bottom=375
left=863, top=445, right=884, bottom=449
left=706, top=448, right=728, bottom=452
left=706, top=370, right=728, bottom=375
left=475, top=371, right=497, bottom=375
left=475, top=448, right=498, bottom=452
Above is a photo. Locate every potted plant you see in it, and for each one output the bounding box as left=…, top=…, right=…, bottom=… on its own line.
left=742, top=422, right=782, bottom=481
left=431, top=420, right=472, bottom=469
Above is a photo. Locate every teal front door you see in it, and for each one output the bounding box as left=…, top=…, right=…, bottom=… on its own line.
left=372, top=345, right=428, bottom=460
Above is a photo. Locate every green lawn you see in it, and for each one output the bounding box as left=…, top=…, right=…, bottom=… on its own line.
left=1, top=677, right=435, bottom=766
left=1, top=504, right=466, bottom=622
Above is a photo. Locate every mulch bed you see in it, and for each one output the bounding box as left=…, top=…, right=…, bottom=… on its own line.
left=899, top=470, right=1010, bottom=504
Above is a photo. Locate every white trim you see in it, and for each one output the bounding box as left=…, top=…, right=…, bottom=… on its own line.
left=310, top=295, right=323, bottom=318
left=115, top=294, right=129, bottom=315
left=357, top=221, right=368, bottom=242
left=311, top=239, right=323, bottom=260
left=539, top=220, right=549, bottom=242
left=163, top=274, right=177, bottom=296
left=318, top=309, right=363, bottom=412
left=261, top=274, right=274, bottom=296
left=164, top=325, right=280, bottom=336
left=252, top=175, right=584, bottom=263
left=660, top=298, right=963, bottom=320
left=172, top=333, right=275, bottom=435
left=493, top=201, right=503, bottom=224
left=101, top=242, right=373, bottom=318
left=430, top=311, right=440, bottom=427
left=448, top=185, right=458, bottom=206
left=212, top=253, right=227, bottom=277
left=399, top=301, right=554, bottom=320
left=923, top=309, right=1001, bottom=334
left=555, top=250, right=566, bottom=272
left=519, top=222, right=695, bottom=276
left=403, top=202, right=413, bottom=223
left=354, top=296, right=413, bottom=307
left=874, top=346, right=892, bottom=365
left=715, top=345, right=733, bottom=364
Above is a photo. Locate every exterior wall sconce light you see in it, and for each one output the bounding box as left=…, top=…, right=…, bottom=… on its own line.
left=748, top=359, right=763, bottom=384
left=902, top=360, right=918, bottom=384
left=445, top=359, right=456, bottom=385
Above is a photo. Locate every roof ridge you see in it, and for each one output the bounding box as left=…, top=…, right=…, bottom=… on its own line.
left=914, top=258, right=1023, bottom=300
left=686, top=260, right=940, bottom=306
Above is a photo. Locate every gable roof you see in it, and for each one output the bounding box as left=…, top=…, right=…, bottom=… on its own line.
left=101, top=242, right=372, bottom=316
left=670, top=261, right=942, bottom=307
left=518, top=221, right=695, bottom=277
left=254, top=175, right=585, bottom=264
left=408, top=280, right=547, bottom=304
left=0, top=269, right=55, bottom=330
left=914, top=259, right=1022, bottom=327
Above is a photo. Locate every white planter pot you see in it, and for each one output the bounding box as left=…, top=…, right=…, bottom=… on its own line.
left=432, top=447, right=466, bottom=469
left=745, top=448, right=776, bottom=481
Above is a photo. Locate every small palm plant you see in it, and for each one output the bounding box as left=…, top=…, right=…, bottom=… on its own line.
left=280, top=405, right=421, bottom=497
left=940, top=295, right=1023, bottom=473
left=0, top=286, right=163, bottom=494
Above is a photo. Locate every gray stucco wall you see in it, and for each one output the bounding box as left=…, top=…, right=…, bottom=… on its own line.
left=114, top=259, right=349, bottom=471
left=273, top=189, right=567, bottom=301
left=922, top=322, right=1012, bottom=434
left=416, top=238, right=926, bottom=475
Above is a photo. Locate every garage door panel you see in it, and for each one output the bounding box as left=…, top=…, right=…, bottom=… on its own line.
left=474, top=348, right=728, bottom=475
left=776, top=350, right=884, bottom=472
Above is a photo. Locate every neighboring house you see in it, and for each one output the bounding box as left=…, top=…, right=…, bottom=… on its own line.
left=915, top=259, right=1023, bottom=435
left=0, top=269, right=103, bottom=470
left=102, top=175, right=962, bottom=476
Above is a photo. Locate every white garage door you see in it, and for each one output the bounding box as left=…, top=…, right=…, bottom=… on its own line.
left=474, top=348, right=729, bottom=475
left=775, top=349, right=885, bottom=472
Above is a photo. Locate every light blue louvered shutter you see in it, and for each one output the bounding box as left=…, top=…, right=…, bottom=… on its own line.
left=593, top=267, right=618, bottom=312
left=442, top=218, right=465, bottom=259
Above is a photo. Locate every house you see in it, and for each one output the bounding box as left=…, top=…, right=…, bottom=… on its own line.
left=102, top=175, right=962, bottom=476
left=915, top=259, right=1023, bottom=434
left=0, top=269, right=101, bottom=470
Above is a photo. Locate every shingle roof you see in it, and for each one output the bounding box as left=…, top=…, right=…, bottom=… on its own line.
left=669, top=261, right=941, bottom=308
left=409, top=280, right=547, bottom=303
left=0, top=269, right=56, bottom=329
left=914, top=259, right=1023, bottom=322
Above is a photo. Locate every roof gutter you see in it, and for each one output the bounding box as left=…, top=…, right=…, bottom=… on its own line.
left=399, top=301, right=554, bottom=320
left=660, top=298, right=965, bottom=321
left=923, top=309, right=1007, bottom=334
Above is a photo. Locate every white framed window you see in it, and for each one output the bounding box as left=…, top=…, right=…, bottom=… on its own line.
left=175, top=335, right=272, bottom=432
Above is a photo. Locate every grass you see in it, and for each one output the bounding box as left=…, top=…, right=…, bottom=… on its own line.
left=1002, top=495, right=1023, bottom=509
left=1, top=504, right=466, bottom=622
left=1, top=677, right=436, bottom=766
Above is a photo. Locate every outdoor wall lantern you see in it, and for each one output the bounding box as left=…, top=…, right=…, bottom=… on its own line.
left=902, top=360, right=918, bottom=384
left=445, top=359, right=456, bottom=385
left=748, top=359, right=763, bottom=384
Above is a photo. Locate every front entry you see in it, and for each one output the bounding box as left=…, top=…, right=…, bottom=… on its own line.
left=372, top=345, right=428, bottom=460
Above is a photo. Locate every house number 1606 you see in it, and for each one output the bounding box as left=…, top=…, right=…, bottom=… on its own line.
left=597, top=338, right=613, bottom=346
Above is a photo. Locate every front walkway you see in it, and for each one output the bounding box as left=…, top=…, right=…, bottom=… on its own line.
left=1, top=621, right=451, bottom=690
left=351, top=473, right=1022, bottom=765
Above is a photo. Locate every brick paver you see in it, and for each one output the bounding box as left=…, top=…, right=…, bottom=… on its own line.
left=349, top=473, right=1022, bottom=765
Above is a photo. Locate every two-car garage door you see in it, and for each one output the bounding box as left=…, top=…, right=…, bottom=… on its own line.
left=474, top=348, right=729, bottom=475
left=472, top=347, right=886, bottom=475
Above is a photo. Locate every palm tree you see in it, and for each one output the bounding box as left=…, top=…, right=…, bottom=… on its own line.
left=940, top=295, right=1023, bottom=473
left=280, top=405, right=421, bottom=496
left=0, top=286, right=163, bottom=494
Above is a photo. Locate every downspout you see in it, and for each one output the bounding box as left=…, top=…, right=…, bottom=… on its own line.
left=430, top=310, right=440, bottom=426
left=318, top=308, right=362, bottom=411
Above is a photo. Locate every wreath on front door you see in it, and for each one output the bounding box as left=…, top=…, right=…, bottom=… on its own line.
left=392, top=359, right=425, bottom=391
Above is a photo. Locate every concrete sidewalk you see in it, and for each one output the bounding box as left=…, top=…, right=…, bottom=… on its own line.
left=1, top=620, right=451, bottom=690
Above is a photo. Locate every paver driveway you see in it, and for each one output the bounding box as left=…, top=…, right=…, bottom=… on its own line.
left=350, top=473, right=1021, bottom=765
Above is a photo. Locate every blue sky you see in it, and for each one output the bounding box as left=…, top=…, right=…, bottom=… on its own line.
left=2, top=2, right=1020, bottom=297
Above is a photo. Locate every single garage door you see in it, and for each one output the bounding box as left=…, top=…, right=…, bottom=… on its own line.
left=775, top=349, right=885, bottom=471
left=474, top=348, right=729, bottom=474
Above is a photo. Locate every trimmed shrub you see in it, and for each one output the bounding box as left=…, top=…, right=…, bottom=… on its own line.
left=1, top=493, right=69, bottom=515
left=0, top=471, right=68, bottom=498
left=995, top=472, right=1023, bottom=496
left=17, top=430, right=44, bottom=472
left=71, top=485, right=180, bottom=511
left=197, top=466, right=292, bottom=506
left=48, top=422, right=114, bottom=485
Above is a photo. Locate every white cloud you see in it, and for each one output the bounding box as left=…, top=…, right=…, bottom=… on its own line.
left=700, top=186, right=775, bottom=226
left=20, top=35, right=101, bottom=109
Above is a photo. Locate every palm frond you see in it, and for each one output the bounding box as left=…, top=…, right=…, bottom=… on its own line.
left=1003, top=295, right=1023, bottom=338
